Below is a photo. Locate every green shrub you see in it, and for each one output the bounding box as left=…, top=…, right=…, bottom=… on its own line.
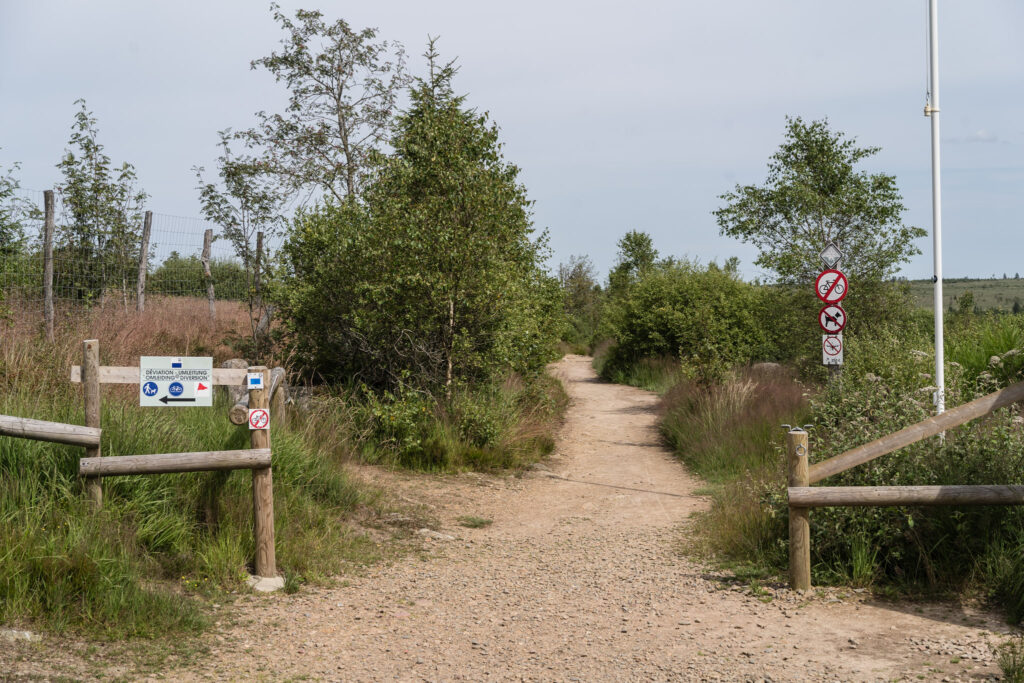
left=148, top=253, right=248, bottom=300
left=349, top=373, right=566, bottom=472
left=947, top=313, right=1024, bottom=385
left=600, top=261, right=769, bottom=385
left=754, top=328, right=1024, bottom=605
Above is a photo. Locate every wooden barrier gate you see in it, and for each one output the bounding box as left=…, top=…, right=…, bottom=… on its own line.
left=62, top=339, right=277, bottom=579
left=786, top=380, right=1024, bottom=590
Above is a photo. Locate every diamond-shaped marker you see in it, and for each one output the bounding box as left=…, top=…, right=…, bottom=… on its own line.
left=819, top=243, right=843, bottom=268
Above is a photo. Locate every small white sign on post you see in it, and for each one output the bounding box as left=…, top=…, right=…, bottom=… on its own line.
left=246, top=372, right=264, bottom=390
left=822, top=333, right=844, bottom=366
left=248, top=408, right=270, bottom=430
left=819, top=242, right=844, bottom=269
left=140, top=356, right=213, bottom=407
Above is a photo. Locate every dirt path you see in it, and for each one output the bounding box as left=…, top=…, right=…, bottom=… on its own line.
left=9, top=355, right=1012, bottom=681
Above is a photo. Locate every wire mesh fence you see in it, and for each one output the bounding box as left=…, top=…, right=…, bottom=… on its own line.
left=1, top=188, right=251, bottom=329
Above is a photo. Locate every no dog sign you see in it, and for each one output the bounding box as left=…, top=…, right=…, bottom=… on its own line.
left=818, top=304, right=847, bottom=333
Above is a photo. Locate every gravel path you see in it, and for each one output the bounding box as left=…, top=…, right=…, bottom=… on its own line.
left=6, top=355, right=1013, bottom=681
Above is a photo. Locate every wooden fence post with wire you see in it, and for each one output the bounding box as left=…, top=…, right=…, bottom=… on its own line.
left=201, top=228, right=215, bottom=322
left=787, top=380, right=1024, bottom=589
left=42, top=190, right=55, bottom=342
left=136, top=210, right=152, bottom=313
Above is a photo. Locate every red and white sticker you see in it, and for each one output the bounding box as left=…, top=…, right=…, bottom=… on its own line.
left=248, top=408, right=270, bottom=430
left=822, top=333, right=844, bottom=366
left=195, top=381, right=211, bottom=398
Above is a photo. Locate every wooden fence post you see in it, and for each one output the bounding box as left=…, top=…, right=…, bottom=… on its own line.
left=202, top=228, right=215, bottom=322
left=136, top=211, right=152, bottom=312
left=83, top=339, right=102, bottom=507
left=787, top=428, right=811, bottom=591
left=248, top=366, right=276, bottom=577
left=42, top=190, right=55, bottom=342
left=254, top=231, right=263, bottom=310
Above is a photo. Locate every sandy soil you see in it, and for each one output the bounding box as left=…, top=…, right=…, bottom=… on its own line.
left=4, top=355, right=1014, bottom=681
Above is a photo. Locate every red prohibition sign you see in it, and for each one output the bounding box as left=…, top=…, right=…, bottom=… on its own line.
left=819, top=304, right=847, bottom=333
left=249, top=409, right=269, bottom=430
left=823, top=335, right=843, bottom=356
left=815, top=269, right=849, bottom=304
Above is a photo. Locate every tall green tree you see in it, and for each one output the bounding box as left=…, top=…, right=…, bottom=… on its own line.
left=608, top=229, right=658, bottom=293
left=558, top=254, right=601, bottom=346
left=240, top=4, right=409, bottom=203
left=56, top=100, right=147, bottom=305
left=280, top=41, right=558, bottom=393
left=0, top=157, right=33, bottom=257
left=714, top=117, right=924, bottom=284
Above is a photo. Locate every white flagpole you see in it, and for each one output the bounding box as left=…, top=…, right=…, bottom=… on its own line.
left=926, top=0, right=945, bottom=414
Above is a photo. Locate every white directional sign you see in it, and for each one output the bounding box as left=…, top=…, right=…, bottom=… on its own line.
left=140, top=356, right=213, bottom=407
left=822, top=333, right=844, bottom=366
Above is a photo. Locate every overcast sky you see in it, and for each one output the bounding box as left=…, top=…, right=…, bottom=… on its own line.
left=1, top=1, right=1021, bottom=281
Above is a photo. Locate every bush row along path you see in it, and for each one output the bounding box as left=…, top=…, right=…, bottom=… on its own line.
left=11, top=355, right=1011, bottom=681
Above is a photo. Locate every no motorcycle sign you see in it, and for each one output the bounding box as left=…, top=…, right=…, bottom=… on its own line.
left=248, top=408, right=270, bottom=430
left=822, top=333, right=843, bottom=366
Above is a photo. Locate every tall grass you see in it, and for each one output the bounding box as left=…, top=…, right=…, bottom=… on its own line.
left=660, top=365, right=808, bottom=483
left=1, top=296, right=570, bottom=638
left=946, top=314, right=1024, bottom=385
left=657, top=366, right=808, bottom=570
left=649, top=323, right=1024, bottom=618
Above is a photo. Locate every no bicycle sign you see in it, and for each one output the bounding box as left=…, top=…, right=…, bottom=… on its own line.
left=815, top=269, right=848, bottom=304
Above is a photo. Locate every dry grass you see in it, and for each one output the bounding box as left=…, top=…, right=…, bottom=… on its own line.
left=660, top=364, right=808, bottom=571
left=3, top=296, right=249, bottom=367
left=660, top=364, right=808, bottom=482
left=2, top=296, right=252, bottom=413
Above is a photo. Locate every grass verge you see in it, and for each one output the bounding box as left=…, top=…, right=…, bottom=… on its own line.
left=0, top=303, right=387, bottom=640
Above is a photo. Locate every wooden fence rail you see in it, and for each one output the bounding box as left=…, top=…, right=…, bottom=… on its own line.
left=79, top=448, right=271, bottom=477
left=789, top=484, right=1024, bottom=508
left=70, top=365, right=247, bottom=386
left=786, top=378, right=1024, bottom=590
left=0, top=414, right=101, bottom=447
